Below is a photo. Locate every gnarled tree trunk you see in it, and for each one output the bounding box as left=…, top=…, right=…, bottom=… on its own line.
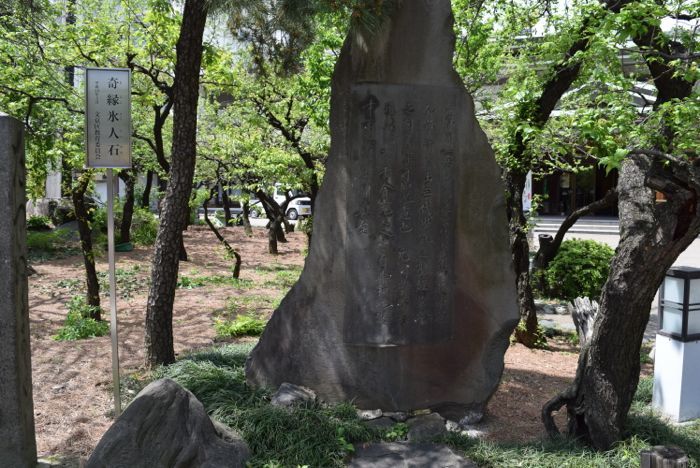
left=144, top=0, right=207, bottom=367
left=542, top=1, right=696, bottom=447
left=543, top=155, right=700, bottom=449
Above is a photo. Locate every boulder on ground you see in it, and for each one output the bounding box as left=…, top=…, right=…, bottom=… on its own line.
left=86, top=378, right=249, bottom=468
left=271, top=382, right=317, bottom=407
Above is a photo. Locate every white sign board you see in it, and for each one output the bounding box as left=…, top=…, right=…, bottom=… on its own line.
left=85, top=68, right=132, bottom=168
left=523, top=170, right=533, bottom=212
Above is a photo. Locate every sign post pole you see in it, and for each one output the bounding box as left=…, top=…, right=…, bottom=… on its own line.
left=85, top=67, right=131, bottom=419
left=106, top=168, right=120, bottom=417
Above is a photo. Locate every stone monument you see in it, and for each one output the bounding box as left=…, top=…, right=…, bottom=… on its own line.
left=0, top=113, right=37, bottom=467
left=246, top=1, right=519, bottom=420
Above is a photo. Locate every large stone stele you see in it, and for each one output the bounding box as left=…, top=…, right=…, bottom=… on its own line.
left=245, top=0, right=519, bottom=420
left=86, top=379, right=250, bottom=468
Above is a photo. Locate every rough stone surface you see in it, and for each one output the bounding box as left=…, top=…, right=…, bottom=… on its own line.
left=407, top=413, right=447, bottom=442
left=364, top=416, right=397, bottom=431
left=0, top=113, right=37, bottom=468
left=459, top=410, right=484, bottom=426
left=245, top=0, right=519, bottom=418
left=348, top=442, right=477, bottom=468
left=385, top=411, right=410, bottom=422
left=357, top=409, right=384, bottom=420
left=271, top=382, right=317, bottom=407
left=86, top=379, right=250, bottom=468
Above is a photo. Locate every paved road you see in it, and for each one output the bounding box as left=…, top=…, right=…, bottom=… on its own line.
left=532, top=216, right=700, bottom=268
left=530, top=215, right=700, bottom=341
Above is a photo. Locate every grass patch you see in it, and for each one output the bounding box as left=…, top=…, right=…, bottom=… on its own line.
left=177, top=274, right=255, bottom=290
left=225, top=294, right=280, bottom=316
left=153, top=343, right=377, bottom=466
left=214, top=314, right=267, bottom=338
left=56, top=278, right=82, bottom=294
left=262, top=268, right=302, bottom=289
left=27, top=228, right=79, bottom=261
left=255, top=264, right=302, bottom=273
left=98, top=265, right=147, bottom=299
left=54, top=296, right=109, bottom=341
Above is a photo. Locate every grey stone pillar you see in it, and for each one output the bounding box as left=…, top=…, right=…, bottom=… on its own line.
left=0, top=113, right=37, bottom=467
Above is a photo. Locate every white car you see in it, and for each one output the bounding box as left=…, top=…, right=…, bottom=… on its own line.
left=249, top=197, right=312, bottom=220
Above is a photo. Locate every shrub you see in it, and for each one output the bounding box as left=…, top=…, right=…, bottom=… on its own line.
left=93, top=202, right=159, bottom=246
left=27, top=215, right=52, bottom=230
left=545, top=239, right=615, bottom=302
left=26, top=228, right=74, bottom=254
left=214, top=314, right=267, bottom=338
left=130, top=207, right=159, bottom=245
left=54, top=296, right=109, bottom=341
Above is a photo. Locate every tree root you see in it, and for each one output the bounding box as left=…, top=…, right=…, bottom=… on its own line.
left=541, top=347, right=589, bottom=439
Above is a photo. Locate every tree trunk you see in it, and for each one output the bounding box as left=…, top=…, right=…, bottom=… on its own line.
left=268, top=221, right=278, bottom=255
left=542, top=155, right=700, bottom=449
left=144, top=0, right=207, bottom=367
left=203, top=194, right=241, bottom=278
left=256, top=190, right=288, bottom=252
left=119, top=169, right=136, bottom=244
left=276, top=218, right=288, bottom=242
left=242, top=201, right=253, bottom=237
left=531, top=189, right=618, bottom=291
left=221, top=185, right=232, bottom=226
left=504, top=169, right=540, bottom=347
left=72, top=171, right=100, bottom=318
left=141, top=170, right=153, bottom=209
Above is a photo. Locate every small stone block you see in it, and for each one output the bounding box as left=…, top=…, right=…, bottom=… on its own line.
left=357, top=409, right=383, bottom=420
left=364, top=417, right=397, bottom=431
left=641, top=446, right=689, bottom=468
left=407, top=413, right=446, bottom=442
left=271, top=382, right=316, bottom=407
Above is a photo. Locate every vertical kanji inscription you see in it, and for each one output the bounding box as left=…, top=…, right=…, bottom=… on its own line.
left=344, top=84, right=459, bottom=346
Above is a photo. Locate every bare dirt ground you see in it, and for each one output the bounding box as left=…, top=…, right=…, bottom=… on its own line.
left=27, top=226, right=626, bottom=463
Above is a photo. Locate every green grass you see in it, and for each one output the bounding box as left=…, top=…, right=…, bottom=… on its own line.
left=146, top=347, right=700, bottom=467
left=27, top=228, right=80, bottom=261
left=152, top=343, right=377, bottom=467
left=177, top=273, right=255, bottom=290
left=214, top=314, right=267, bottom=338
left=98, top=265, right=147, bottom=299
left=56, top=278, right=82, bottom=293
left=439, top=376, right=700, bottom=468
left=54, top=296, right=109, bottom=341
left=225, top=294, right=280, bottom=315
left=262, top=267, right=303, bottom=289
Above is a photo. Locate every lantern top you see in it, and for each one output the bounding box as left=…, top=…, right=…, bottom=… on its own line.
left=666, top=266, right=700, bottom=279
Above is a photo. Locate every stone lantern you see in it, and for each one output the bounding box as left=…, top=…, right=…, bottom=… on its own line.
left=653, top=266, right=700, bottom=422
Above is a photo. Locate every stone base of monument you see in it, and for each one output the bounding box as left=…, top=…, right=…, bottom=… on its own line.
left=86, top=379, right=250, bottom=468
